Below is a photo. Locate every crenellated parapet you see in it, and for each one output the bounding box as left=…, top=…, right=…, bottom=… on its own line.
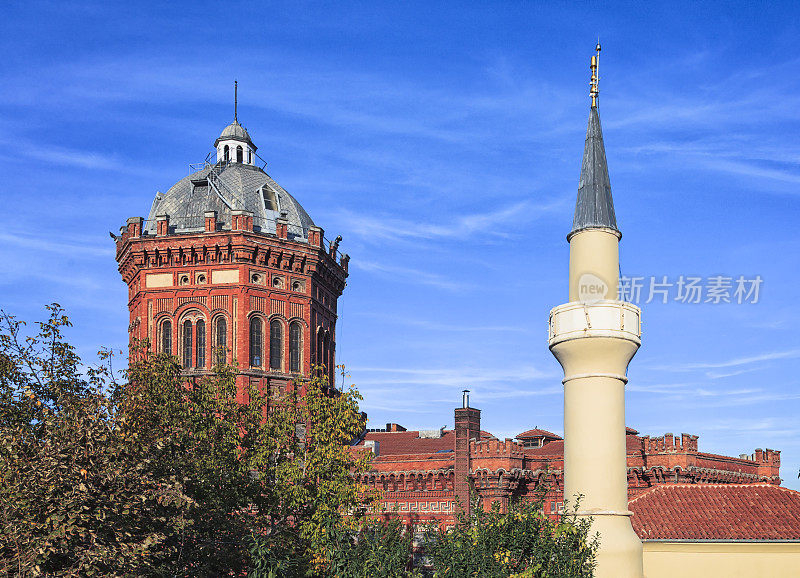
left=470, top=437, right=525, bottom=457
left=359, top=469, right=454, bottom=493
left=641, top=433, right=699, bottom=454
left=116, top=218, right=347, bottom=291
left=638, top=431, right=782, bottom=485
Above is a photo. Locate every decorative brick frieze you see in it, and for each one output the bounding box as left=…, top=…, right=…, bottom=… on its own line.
left=116, top=218, right=348, bottom=396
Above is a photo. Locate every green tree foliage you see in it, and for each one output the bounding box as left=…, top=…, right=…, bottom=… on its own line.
left=245, top=370, right=377, bottom=576
left=0, top=305, right=192, bottom=576
left=322, top=516, right=421, bottom=578
left=0, top=305, right=375, bottom=576
left=122, top=334, right=272, bottom=574
left=1, top=305, right=598, bottom=578
left=423, top=494, right=598, bottom=578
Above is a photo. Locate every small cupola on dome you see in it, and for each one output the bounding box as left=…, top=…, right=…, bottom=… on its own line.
left=215, top=81, right=257, bottom=166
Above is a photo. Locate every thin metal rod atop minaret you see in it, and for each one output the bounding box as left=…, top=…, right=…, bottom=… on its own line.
left=234, top=80, right=238, bottom=122
left=590, top=42, right=601, bottom=107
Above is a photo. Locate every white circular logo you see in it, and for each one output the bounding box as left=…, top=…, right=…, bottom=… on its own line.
left=578, top=273, right=608, bottom=303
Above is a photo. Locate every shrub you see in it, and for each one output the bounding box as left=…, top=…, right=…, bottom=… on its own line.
left=423, top=494, right=597, bottom=578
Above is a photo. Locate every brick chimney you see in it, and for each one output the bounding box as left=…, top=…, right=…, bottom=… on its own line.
left=755, top=448, right=781, bottom=482
left=308, top=225, right=324, bottom=248
left=276, top=213, right=289, bottom=239
left=454, top=389, right=480, bottom=517
left=156, top=214, right=169, bottom=237
left=126, top=216, right=143, bottom=238
left=232, top=209, right=253, bottom=232
left=204, top=210, right=217, bottom=233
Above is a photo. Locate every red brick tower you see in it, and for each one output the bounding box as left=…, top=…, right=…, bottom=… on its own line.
left=115, top=115, right=348, bottom=399
left=454, top=390, right=481, bottom=515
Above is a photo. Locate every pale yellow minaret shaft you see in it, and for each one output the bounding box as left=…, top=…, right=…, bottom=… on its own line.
left=549, top=44, right=644, bottom=578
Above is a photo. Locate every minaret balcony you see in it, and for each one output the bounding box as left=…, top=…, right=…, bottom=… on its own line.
left=548, top=300, right=640, bottom=348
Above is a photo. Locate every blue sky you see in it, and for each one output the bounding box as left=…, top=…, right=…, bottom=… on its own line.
left=2, top=1, right=799, bottom=489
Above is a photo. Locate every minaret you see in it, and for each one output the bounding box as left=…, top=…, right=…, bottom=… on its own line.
left=548, top=44, right=643, bottom=577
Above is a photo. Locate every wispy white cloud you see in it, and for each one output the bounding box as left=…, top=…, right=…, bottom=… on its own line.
left=627, top=382, right=696, bottom=394
left=693, top=348, right=800, bottom=369
left=352, top=260, right=467, bottom=291
left=631, top=382, right=800, bottom=409
left=0, top=231, right=114, bottom=259
left=705, top=367, right=760, bottom=380
left=701, top=158, right=800, bottom=186
left=0, top=140, right=123, bottom=171
left=699, top=416, right=800, bottom=439
left=693, top=387, right=761, bottom=397
left=648, top=347, right=800, bottom=372
left=358, top=380, right=563, bottom=415
left=351, top=364, right=557, bottom=387
left=339, top=199, right=561, bottom=245
left=354, top=312, right=532, bottom=334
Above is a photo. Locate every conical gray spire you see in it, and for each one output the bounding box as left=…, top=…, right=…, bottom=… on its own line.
left=569, top=106, right=619, bottom=239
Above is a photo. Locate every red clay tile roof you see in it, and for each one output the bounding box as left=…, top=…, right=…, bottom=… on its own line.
left=517, top=428, right=562, bottom=440
left=626, top=435, right=643, bottom=453
left=522, top=435, right=641, bottom=458
left=523, top=439, right=565, bottom=456
left=357, top=430, right=455, bottom=455
left=517, top=426, right=638, bottom=440
left=355, top=429, right=497, bottom=456
left=629, top=484, right=800, bottom=540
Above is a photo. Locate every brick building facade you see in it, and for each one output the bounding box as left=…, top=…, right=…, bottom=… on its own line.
left=352, top=400, right=782, bottom=528
left=116, top=117, right=348, bottom=398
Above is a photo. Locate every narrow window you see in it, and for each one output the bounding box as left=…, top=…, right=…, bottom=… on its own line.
left=290, top=322, right=302, bottom=372
left=323, top=332, right=330, bottom=371
left=250, top=317, right=262, bottom=367
left=248, top=149, right=252, bottom=164
left=182, top=320, right=193, bottom=368
left=316, top=329, right=324, bottom=368
left=196, top=319, right=206, bottom=368
left=236, top=145, right=243, bottom=163
left=270, top=320, right=283, bottom=370
left=161, top=320, right=172, bottom=354
left=223, top=145, right=230, bottom=162
left=215, top=317, right=227, bottom=364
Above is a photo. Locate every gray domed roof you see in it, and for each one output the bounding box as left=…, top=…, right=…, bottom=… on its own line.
left=214, top=120, right=255, bottom=148
left=145, top=162, right=315, bottom=241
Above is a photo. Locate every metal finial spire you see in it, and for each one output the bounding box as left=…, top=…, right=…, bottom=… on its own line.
left=234, top=80, right=238, bottom=122
left=590, top=42, right=601, bottom=107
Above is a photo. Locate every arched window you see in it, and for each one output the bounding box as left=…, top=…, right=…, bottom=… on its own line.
left=160, top=320, right=172, bottom=354
left=250, top=317, right=262, bottom=367
left=270, top=319, right=283, bottom=370
left=236, top=145, right=243, bottom=163
left=289, top=322, right=302, bottom=372
left=215, top=317, right=227, bottom=364
left=182, top=320, right=193, bottom=368
left=196, top=319, right=205, bottom=368
left=223, top=145, right=230, bottom=162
